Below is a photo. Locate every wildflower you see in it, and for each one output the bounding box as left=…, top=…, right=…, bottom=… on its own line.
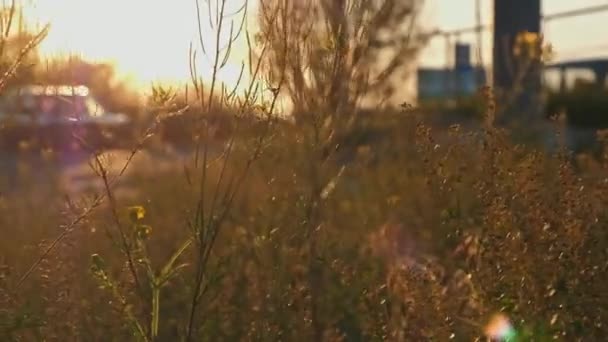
left=128, top=206, right=146, bottom=223
left=518, top=31, right=539, bottom=46
left=513, top=31, right=542, bottom=60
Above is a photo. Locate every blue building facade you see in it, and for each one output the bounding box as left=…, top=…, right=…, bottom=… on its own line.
left=417, top=43, right=487, bottom=101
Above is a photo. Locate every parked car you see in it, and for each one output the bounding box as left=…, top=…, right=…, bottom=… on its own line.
left=0, top=85, right=135, bottom=150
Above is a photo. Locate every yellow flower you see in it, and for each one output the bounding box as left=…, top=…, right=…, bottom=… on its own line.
left=513, top=31, right=542, bottom=59
left=128, top=206, right=146, bottom=223
left=517, top=31, right=539, bottom=45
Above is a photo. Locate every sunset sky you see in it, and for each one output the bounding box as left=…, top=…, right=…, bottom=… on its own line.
left=21, top=0, right=608, bottom=90
left=26, top=0, right=255, bottom=90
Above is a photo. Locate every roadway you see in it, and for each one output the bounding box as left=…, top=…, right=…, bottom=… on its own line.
left=0, top=145, right=201, bottom=201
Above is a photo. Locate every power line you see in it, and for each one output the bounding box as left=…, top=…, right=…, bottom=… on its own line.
left=544, top=4, right=608, bottom=22
left=475, top=0, right=484, bottom=77
left=419, top=2, right=608, bottom=69
left=426, top=3, right=608, bottom=38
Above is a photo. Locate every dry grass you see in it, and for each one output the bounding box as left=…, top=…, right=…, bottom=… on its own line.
left=1, top=0, right=608, bottom=341
left=2, top=109, right=608, bottom=340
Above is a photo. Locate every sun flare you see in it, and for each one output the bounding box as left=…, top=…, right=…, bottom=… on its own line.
left=21, top=0, right=258, bottom=92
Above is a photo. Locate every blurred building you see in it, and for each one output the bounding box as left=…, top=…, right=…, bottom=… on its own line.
left=545, top=58, right=608, bottom=93
left=417, top=43, right=487, bottom=101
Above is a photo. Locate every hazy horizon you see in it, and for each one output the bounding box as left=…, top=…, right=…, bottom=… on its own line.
left=14, top=0, right=608, bottom=94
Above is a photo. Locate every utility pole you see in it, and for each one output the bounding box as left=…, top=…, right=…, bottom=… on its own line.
left=475, top=0, right=484, bottom=85
left=444, top=33, right=452, bottom=97
left=493, top=0, right=542, bottom=122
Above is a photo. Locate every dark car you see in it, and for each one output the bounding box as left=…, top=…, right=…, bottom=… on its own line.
left=0, top=85, right=135, bottom=151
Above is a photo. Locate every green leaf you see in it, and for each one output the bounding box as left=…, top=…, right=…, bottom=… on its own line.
left=158, top=238, right=193, bottom=284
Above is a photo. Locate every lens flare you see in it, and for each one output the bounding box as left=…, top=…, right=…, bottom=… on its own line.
left=484, top=313, right=516, bottom=341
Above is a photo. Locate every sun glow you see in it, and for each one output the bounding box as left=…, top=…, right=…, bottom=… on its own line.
left=22, top=0, right=258, bottom=92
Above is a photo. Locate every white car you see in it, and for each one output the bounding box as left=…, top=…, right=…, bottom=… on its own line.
left=0, top=85, right=135, bottom=150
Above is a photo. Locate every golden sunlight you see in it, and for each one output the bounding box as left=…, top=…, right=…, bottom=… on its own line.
left=24, top=0, right=257, bottom=91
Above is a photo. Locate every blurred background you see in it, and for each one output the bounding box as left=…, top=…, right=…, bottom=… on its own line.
left=0, top=0, right=606, bottom=200
left=0, top=0, right=606, bottom=202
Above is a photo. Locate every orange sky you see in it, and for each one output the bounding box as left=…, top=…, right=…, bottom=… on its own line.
left=18, top=0, right=608, bottom=102
left=21, top=0, right=608, bottom=77
left=24, top=0, right=256, bottom=91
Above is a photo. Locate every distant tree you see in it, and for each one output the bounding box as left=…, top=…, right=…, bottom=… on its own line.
left=255, top=0, right=426, bottom=122
left=0, top=4, right=48, bottom=92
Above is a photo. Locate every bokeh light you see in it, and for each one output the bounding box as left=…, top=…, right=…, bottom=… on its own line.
left=484, top=313, right=517, bottom=341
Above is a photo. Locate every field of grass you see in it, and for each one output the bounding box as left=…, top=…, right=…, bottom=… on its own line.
left=1, top=110, right=608, bottom=341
